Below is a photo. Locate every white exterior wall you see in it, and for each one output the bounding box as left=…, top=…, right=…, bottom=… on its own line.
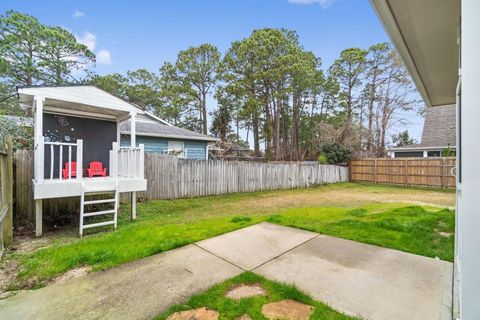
left=458, top=1, right=480, bottom=318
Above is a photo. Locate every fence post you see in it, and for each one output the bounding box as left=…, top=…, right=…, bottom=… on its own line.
left=374, top=159, right=377, bottom=184
left=404, top=160, right=408, bottom=187
left=1, top=137, right=14, bottom=248
left=442, top=158, right=446, bottom=189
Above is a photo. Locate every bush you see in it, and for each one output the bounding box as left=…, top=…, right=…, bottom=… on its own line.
left=320, top=143, right=352, bottom=164
left=442, top=145, right=455, bottom=157
left=317, top=153, right=328, bottom=164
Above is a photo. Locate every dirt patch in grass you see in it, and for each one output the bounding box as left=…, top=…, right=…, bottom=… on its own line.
left=52, top=266, right=91, bottom=284
left=0, top=259, right=19, bottom=295
left=225, top=184, right=455, bottom=215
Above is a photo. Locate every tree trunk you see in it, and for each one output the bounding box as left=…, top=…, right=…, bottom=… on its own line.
left=291, top=93, right=300, bottom=161
left=273, top=97, right=281, bottom=161
left=201, top=91, right=208, bottom=134
left=252, top=111, right=260, bottom=156
left=263, top=84, right=272, bottom=161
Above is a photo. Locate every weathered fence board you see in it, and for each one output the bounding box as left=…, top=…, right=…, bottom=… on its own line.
left=14, top=151, right=348, bottom=224
left=0, top=137, right=13, bottom=251
left=137, top=155, right=348, bottom=200
left=350, top=157, right=456, bottom=189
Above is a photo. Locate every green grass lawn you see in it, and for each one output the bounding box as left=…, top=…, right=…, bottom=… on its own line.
left=9, top=183, right=455, bottom=290
left=156, top=272, right=357, bottom=320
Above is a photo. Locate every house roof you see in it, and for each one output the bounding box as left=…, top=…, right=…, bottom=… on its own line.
left=17, top=85, right=144, bottom=120
left=230, top=143, right=251, bottom=152
left=120, top=113, right=218, bottom=142
left=370, top=0, right=459, bottom=107
left=390, top=104, right=456, bottom=151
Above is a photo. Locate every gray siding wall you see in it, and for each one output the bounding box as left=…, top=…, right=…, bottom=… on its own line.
left=121, top=135, right=207, bottom=160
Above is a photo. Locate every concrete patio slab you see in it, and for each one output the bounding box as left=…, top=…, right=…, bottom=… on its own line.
left=0, top=245, right=242, bottom=320
left=254, top=234, right=453, bottom=320
left=196, top=222, right=318, bottom=270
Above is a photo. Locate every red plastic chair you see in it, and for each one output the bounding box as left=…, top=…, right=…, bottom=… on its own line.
left=87, top=161, right=107, bottom=178
left=62, top=162, right=77, bottom=179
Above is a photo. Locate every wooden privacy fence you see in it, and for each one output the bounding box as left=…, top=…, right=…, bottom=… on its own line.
left=141, top=153, right=349, bottom=199
left=13, top=151, right=348, bottom=224
left=350, top=157, right=456, bottom=189
left=0, top=137, right=13, bottom=252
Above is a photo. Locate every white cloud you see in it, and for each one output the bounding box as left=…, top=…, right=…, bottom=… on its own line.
left=76, top=32, right=96, bottom=51
left=288, top=0, right=337, bottom=9
left=97, top=49, right=112, bottom=65
left=76, top=32, right=112, bottom=65
left=73, top=10, right=85, bottom=18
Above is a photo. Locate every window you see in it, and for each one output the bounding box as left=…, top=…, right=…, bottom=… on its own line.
left=167, top=141, right=186, bottom=158
left=394, top=151, right=424, bottom=158
left=427, top=151, right=441, bottom=157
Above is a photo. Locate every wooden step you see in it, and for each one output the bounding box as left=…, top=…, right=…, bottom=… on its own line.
left=83, top=188, right=116, bottom=195
left=84, top=198, right=116, bottom=205
left=82, top=220, right=115, bottom=229
left=83, top=209, right=116, bottom=217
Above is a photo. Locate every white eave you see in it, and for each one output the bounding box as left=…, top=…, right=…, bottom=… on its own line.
left=17, top=85, right=144, bottom=121
left=389, top=145, right=456, bottom=152
left=370, top=0, right=460, bottom=107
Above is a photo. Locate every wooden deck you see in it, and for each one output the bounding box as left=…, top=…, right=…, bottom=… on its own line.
left=33, top=176, right=147, bottom=200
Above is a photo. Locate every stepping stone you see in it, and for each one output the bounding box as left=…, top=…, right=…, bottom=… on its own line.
left=166, top=307, right=219, bottom=320
left=226, top=283, right=266, bottom=300
left=262, top=299, right=314, bottom=320
left=235, top=314, right=252, bottom=320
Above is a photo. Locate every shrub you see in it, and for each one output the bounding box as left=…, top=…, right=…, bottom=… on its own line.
left=320, top=143, right=352, bottom=164
left=317, top=153, right=328, bottom=164
left=442, top=145, right=455, bottom=157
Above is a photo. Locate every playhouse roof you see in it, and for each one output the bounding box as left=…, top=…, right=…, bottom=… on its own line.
left=17, top=85, right=144, bottom=121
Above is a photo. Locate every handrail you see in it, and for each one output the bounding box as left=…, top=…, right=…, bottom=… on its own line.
left=110, top=142, right=144, bottom=179
left=38, top=137, right=83, bottom=181
left=44, top=141, right=78, bottom=146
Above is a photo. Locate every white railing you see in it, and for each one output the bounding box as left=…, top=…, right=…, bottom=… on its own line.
left=110, top=142, right=144, bottom=179
left=37, top=136, right=83, bottom=182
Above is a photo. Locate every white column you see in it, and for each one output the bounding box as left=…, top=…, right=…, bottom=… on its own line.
left=130, top=112, right=136, bottom=148
left=33, top=96, right=45, bottom=183
left=459, top=1, right=480, bottom=318
left=130, top=112, right=137, bottom=220
left=76, top=139, right=83, bottom=179
left=423, top=150, right=428, bottom=158
left=116, top=121, right=121, bottom=144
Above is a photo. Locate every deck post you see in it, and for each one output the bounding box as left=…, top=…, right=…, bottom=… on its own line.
left=35, top=199, right=42, bottom=237
left=131, top=192, right=137, bottom=220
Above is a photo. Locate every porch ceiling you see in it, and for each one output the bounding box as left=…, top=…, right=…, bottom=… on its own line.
left=18, top=85, right=144, bottom=120
left=370, top=0, right=460, bottom=107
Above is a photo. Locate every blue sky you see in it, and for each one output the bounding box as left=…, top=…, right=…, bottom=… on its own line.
left=0, top=0, right=423, bottom=141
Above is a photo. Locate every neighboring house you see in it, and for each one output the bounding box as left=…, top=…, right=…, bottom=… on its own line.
left=0, top=115, right=34, bottom=127
left=388, top=104, right=456, bottom=158
left=120, top=113, right=217, bottom=160
left=370, top=0, right=479, bottom=318
left=208, top=142, right=258, bottom=161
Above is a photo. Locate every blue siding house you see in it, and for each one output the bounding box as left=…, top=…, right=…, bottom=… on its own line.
left=120, top=113, right=217, bottom=160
